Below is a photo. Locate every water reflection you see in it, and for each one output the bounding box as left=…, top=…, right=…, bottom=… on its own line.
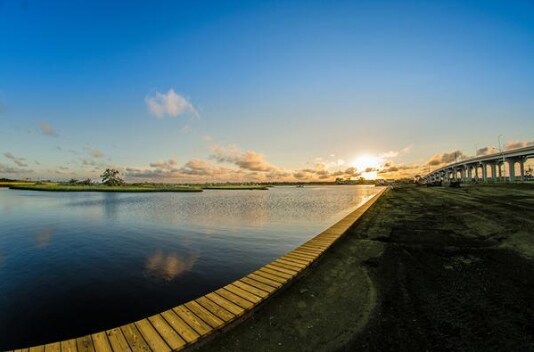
left=102, top=193, right=119, bottom=220
left=35, top=226, right=54, bottom=248
left=145, top=250, right=198, bottom=281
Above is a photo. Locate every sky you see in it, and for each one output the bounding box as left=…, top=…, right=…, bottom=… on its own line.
left=1, top=0, right=533, bottom=182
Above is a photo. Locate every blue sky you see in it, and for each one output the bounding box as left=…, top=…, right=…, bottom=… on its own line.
left=1, top=0, right=533, bottom=181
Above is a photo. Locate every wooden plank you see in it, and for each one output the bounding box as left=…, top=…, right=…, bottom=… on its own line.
left=134, top=319, right=171, bottom=352
left=29, top=347, right=44, bottom=352
left=296, top=246, right=323, bottom=254
left=76, top=336, right=95, bottom=352
left=215, top=288, right=255, bottom=310
left=240, top=276, right=278, bottom=293
left=91, top=332, right=112, bottom=352
left=160, top=309, right=200, bottom=344
left=205, top=292, right=245, bottom=316
left=105, top=328, right=131, bottom=352
left=287, top=251, right=316, bottom=260
left=120, top=323, right=151, bottom=352
left=256, top=268, right=290, bottom=283
left=274, top=258, right=305, bottom=270
left=172, top=306, right=212, bottom=336
left=233, top=280, right=271, bottom=298
left=302, top=242, right=329, bottom=248
left=299, top=243, right=325, bottom=250
left=293, top=248, right=322, bottom=257
left=247, top=273, right=282, bottom=288
left=196, top=296, right=236, bottom=322
left=259, top=267, right=294, bottom=281
left=309, top=238, right=335, bottom=244
left=288, top=249, right=316, bottom=257
left=184, top=301, right=225, bottom=329
left=147, top=314, right=187, bottom=351
left=13, top=349, right=30, bottom=352
left=314, top=237, right=337, bottom=243
left=61, top=339, right=78, bottom=352
left=279, top=255, right=310, bottom=266
left=224, top=283, right=262, bottom=304
left=43, top=342, right=61, bottom=352
left=264, top=263, right=298, bottom=276
left=305, top=241, right=331, bottom=247
left=282, top=253, right=314, bottom=263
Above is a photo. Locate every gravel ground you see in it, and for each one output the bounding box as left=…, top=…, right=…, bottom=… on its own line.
left=199, top=184, right=534, bottom=352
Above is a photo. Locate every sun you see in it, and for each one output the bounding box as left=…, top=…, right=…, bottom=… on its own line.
left=352, top=154, right=382, bottom=180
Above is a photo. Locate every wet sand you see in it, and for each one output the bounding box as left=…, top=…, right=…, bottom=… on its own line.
left=199, top=184, right=534, bottom=352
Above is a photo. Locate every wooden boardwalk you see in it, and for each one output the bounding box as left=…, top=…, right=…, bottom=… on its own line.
left=9, top=188, right=387, bottom=352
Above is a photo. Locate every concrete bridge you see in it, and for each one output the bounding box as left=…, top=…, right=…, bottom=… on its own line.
left=423, top=145, right=534, bottom=183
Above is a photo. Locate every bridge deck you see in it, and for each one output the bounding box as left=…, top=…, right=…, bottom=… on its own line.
left=9, top=188, right=387, bottom=352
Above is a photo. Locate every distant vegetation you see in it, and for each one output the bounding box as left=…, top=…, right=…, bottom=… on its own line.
left=7, top=183, right=203, bottom=192
left=0, top=170, right=412, bottom=192
left=101, top=168, right=124, bottom=186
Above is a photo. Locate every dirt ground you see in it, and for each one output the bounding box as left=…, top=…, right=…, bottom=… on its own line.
left=198, top=184, right=534, bottom=352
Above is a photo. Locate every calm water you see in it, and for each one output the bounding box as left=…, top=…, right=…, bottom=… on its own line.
left=0, top=185, right=379, bottom=349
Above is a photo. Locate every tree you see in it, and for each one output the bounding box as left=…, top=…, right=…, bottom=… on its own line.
left=101, top=168, right=124, bottom=186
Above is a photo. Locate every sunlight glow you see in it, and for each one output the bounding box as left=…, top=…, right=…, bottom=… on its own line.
left=352, top=154, right=382, bottom=180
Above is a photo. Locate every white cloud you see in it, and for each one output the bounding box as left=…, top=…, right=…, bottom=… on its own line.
left=145, top=89, right=198, bottom=119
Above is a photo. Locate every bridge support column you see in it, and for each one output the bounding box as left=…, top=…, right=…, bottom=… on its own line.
left=507, top=159, right=516, bottom=182
left=474, top=165, right=479, bottom=181
left=467, top=165, right=472, bottom=182
left=482, top=163, right=488, bottom=182
left=491, top=163, right=497, bottom=182
left=519, top=159, right=525, bottom=182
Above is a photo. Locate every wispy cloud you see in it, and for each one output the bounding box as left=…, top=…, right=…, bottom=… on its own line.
left=379, top=144, right=413, bottom=159
left=426, top=150, right=467, bottom=166
left=90, top=149, right=104, bottom=158
left=38, top=122, right=58, bottom=137
left=504, top=140, right=534, bottom=151
left=380, top=150, right=398, bottom=158
left=145, top=89, right=198, bottom=119
left=0, top=162, right=33, bottom=174
left=3, top=152, right=27, bottom=167
left=477, top=146, right=499, bottom=156
left=293, top=164, right=358, bottom=180
left=378, top=163, right=419, bottom=175
left=210, top=144, right=279, bottom=172
left=149, top=158, right=179, bottom=170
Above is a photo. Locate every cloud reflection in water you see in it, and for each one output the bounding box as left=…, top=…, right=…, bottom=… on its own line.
left=145, top=250, right=198, bottom=281
left=35, top=226, right=54, bottom=248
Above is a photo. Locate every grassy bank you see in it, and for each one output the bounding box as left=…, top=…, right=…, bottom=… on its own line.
left=0, top=181, right=41, bottom=188
left=8, top=184, right=203, bottom=192
left=199, top=184, right=534, bottom=351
